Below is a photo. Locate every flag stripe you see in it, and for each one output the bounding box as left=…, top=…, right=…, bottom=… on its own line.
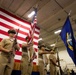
left=0, top=18, right=29, bottom=33
left=0, top=22, right=28, bottom=36
left=34, top=36, right=39, bottom=40
left=0, top=34, right=24, bottom=44
left=0, top=22, right=39, bottom=37
left=0, top=38, right=2, bottom=41
left=15, top=60, right=21, bottom=62
left=0, top=8, right=31, bottom=26
left=0, top=30, right=25, bottom=41
left=0, top=15, right=30, bottom=30
left=34, top=48, right=38, bottom=52
left=34, top=30, right=40, bottom=35
left=34, top=42, right=38, bottom=46
left=14, top=55, right=22, bottom=60
left=0, top=32, right=39, bottom=47
left=15, top=51, right=22, bottom=55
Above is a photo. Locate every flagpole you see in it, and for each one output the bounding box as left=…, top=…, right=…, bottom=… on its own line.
left=35, top=0, right=42, bottom=8
left=28, top=6, right=38, bottom=64
left=68, top=10, right=72, bottom=16
left=52, top=35, right=59, bottom=50
left=11, top=24, right=22, bottom=52
left=14, top=24, right=22, bottom=44
left=56, top=47, right=63, bottom=75
left=52, top=35, right=64, bottom=75
left=29, top=0, right=41, bottom=65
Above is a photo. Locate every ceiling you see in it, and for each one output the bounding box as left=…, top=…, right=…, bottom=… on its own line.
left=0, top=0, right=76, bottom=50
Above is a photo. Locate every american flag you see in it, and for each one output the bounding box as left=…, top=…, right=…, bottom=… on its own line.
left=28, top=8, right=40, bottom=64
left=0, top=8, right=40, bottom=65
left=28, top=8, right=37, bottom=43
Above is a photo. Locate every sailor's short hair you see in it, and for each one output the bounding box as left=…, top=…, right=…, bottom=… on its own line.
left=8, top=29, right=16, bottom=34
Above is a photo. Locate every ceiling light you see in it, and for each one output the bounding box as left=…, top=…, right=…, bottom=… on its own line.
left=50, top=44, right=55, bottom=47
left=38, top=38, right=42, bottom=41
left=54, top=30, right=61, bottom=34
left=28, top=11, right=35, bottom=18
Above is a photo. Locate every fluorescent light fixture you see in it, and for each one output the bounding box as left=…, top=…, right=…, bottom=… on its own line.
left=54, top=30, right=61, bottom=34
left=50, top=44, right=55, bottom=47
left=28, top=11, right=35, bottom=18
left=38, top=38, right=42, bottom=41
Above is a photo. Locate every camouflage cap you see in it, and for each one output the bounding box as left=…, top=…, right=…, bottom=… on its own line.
left=8, top=29, right=16, bottom=34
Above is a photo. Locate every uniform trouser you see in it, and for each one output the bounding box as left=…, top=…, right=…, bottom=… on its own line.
left=50, top=64, right=56, bottom=75
left=38, top=60, right=44, bottom=75
left=28, top=46, right=33, bottom=75
left=28, top=62, right=33, bottom=75
left=44, top=69, right=47, bottom=75
left=0, top=54, right=14, bottom=75
left=21, top=55, right=29, bottom=75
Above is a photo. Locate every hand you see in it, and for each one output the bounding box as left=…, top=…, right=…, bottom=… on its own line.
left=5, top=49, right=12, bottom=53
left=56, top=65, right=60, bottom=67
left=50, top=51, right=54, bottom=54
left=14, top=39, right=17, bottom=45
left=28, top=43, right=33, bottom=46
left=30, top=58, right=33, bottom=63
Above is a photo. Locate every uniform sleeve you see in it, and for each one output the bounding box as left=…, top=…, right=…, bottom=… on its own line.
left=49, top=54, right=57, bottom=64
left=38, top=50, right=43, bottom=54
left=45, top=55, right=48, bottom=64
left=53, top=56, right=57, bottom=63
left=49, top=54, right=53, bottom=60
left=0, top=39, right=6, bottom=47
